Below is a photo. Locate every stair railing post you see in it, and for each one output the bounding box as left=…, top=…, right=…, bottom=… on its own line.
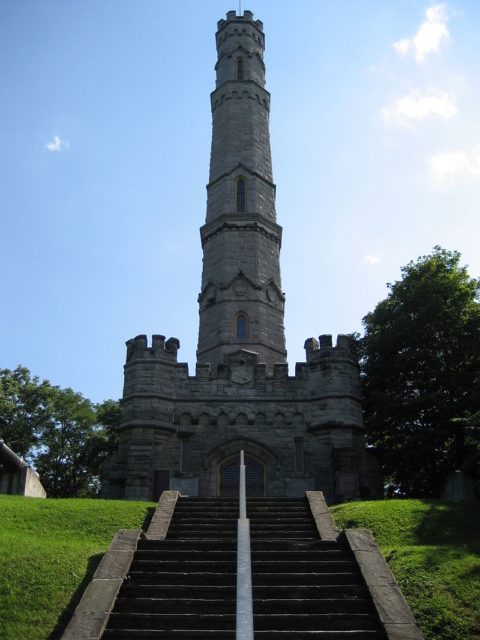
left=239, top=449, right=246, bottom=519
left=236, top=450, right=254, bottom=640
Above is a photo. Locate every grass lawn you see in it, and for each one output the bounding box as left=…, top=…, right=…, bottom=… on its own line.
left=331, top=499, right=480, bottom=640
left=0, top=495, right=155, bottom=640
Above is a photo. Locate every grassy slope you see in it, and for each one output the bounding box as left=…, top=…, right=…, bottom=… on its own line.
left=1, top=497, right=479, bottom=640
left=0, top=495, right=155, bottom=640
left=331, top=500, right=480, bottom=640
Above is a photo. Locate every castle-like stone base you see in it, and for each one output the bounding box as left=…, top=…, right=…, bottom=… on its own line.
left=101, top=334, right=382, bottom=502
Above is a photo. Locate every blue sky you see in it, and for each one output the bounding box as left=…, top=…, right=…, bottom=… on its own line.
left=1, top=1, right=479, bottom=403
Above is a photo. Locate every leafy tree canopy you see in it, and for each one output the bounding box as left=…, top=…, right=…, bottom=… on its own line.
left=0, top=366, right=120, bottom=497
left=0, top=366, right=51, bottom=460
left=361, top=247, right=480, bottom=497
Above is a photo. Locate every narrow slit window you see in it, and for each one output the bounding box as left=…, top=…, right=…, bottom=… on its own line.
left=236, top=177, right=246, bottom=213
left=180, top=440, right=190, bottom=473
left=236, top=57, right=244, bottom=80
left=235, top=312, right=248, bottom=339
left=295, top=438, right=304, bottom=473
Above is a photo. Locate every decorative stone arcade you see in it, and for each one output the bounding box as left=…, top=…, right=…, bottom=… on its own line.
left=101, top=10, right=382, bottom=502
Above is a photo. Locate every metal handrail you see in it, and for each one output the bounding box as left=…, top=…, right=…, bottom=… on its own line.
left=236, top=450, right=254, bottom=639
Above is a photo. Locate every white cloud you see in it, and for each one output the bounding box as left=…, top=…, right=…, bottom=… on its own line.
left=393, top=39, right=411, bottom=57
left=46, top=135, right=69, bottom=152
left=429, top=147, right=480, bottom=186
left=393, top=4, right=450, bottom=62
left=381, top=89, right=457, bottom=126
left=363, top=255, right=380, bottom=265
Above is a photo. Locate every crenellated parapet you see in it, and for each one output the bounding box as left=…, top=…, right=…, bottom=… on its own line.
left=122, top=335, right=361, bottom=409
left=125, top=334, right=180, bottom=363
left=122, top=334, right=181, bottom=403
left=302, top=334, right=364, bottom=434
left=217, top=11, right=264, bottom=44
left=304, top=334, right=358, bottom=364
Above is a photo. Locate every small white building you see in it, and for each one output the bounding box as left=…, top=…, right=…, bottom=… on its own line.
left=0, top=439, right=46, bottom=498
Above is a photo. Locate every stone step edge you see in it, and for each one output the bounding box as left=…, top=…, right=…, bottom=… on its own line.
left=61, top=528, right=145, bottom=640
left=343, top=529, right=425, bottom=640
left=61, top=491, right=181, bottom=639
left=146, top=490, right=181, bottom=540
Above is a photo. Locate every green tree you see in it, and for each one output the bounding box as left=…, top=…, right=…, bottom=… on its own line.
left=95, top=399, right=120, bottom=453
left=361, top=247, right=480, bottom=497
left=0, top=366, right=120, bottom=497
left=0, top=366, right=51, bottom=460
left=35, top=390, right=120, bottom=498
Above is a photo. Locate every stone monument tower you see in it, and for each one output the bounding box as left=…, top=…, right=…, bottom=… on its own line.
left=197, top=9, right=286, bottom=372
left=101, top=10, right=382, bottom=502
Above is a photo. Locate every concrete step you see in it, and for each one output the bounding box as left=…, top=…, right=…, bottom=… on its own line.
left=174, top=505, right=239, bottom=512
left=253, top=613, right=382, bottom=632
left=250, top=539, right=339, bottom=551
left=103, top=630, right=235, bottom=639
left=166, top=530, right=237, bottom=539
left=107, top=612, right=382, bottom=631
left=113, top=597, right=372, bottom=615
left=251, top=550, right=352, bottom=561
left=126, top=571, right=237, bottom=586
left=138, top=539, right=237, bottom=551
left=133, top=548, right=351, bottom=562
left=247, top=498, right=306, bottom=503
left=107, top=612, right=236, bottom=630
left=251, top=560, right=359, bottom=572
left=252, top=571, right=364, bottom=586
left=139, top=538, right=338, bottom=551
left=131, top=559, right=356, bottom=573
left=103, top=631, right=385, bottom=639
left=130, top=559, right=237, bottom=572
left=114, top=598, right=236, bottom=614
left=254, top=634, right=385, bottom=640
left=134, top=549, right=237, bottom=561
left=119, top=583, right=369, bottom=599
left=250, top=531, right=318, bottom=539
left=167, top=523, right=236, bottom=529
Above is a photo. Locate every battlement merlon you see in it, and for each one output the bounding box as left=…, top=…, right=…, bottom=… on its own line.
left=125, top=334, right=180, bottom=363
left=217, top=10, right=263, bottom=34
left=304, top=334, right=359, bottom=363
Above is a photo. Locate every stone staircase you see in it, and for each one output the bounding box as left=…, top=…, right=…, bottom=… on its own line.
left=101, top=495, right=387, bottom=639
left=248, top=497, right=387, bottom=638
left=103, top=496, right=238, bottom=638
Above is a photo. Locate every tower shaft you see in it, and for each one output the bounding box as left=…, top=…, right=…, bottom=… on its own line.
left=197, top=10, right=287, bottom=372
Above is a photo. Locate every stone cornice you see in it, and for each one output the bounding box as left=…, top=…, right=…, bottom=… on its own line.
left=118, top=419, right=176, bottom=433
left=307, top=421, right=366, bottom=434
left=124, top=358, right=177, bottom=371
left=211, top=80, right=270, bottom=113
left=207, top=161, right=275, bottom=191
left=200, top=213, right=282, bottom=248
left=122, top=391, right=363, bottom=406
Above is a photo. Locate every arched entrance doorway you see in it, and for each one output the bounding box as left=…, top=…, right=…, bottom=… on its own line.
left=218, top=453, right=265, bottom=497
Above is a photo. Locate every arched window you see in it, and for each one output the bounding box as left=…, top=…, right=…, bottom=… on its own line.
left=180, top=439, right=190, bottom=473
left=235, top=176, right=246, bottom=213
left=235, top=312, right=248, bottom=339
left=236, top=57, right=244, bottom=80
left=294, top=437, right=304, bottom=473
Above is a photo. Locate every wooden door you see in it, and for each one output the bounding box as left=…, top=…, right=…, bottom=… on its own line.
left=153, top=469, right=170, bottom=502
left=219, top=454, right=265, bottom=497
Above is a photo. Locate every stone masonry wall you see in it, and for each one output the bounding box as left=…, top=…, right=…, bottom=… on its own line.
left=102, top=334, right=382, bottom=502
